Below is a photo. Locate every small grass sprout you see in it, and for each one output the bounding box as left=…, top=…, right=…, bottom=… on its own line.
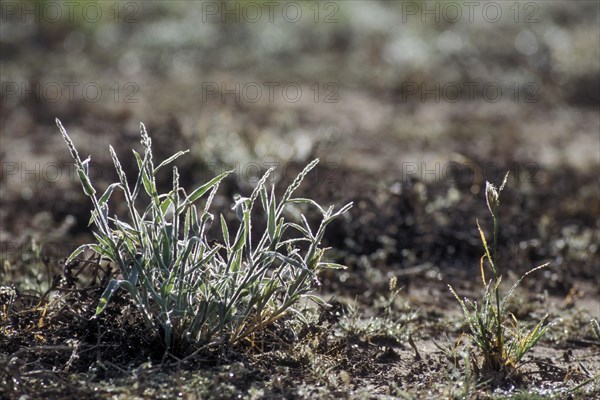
left=449, top=173, right=552, bottom=376
left=56, top=119, right=351, bottom=354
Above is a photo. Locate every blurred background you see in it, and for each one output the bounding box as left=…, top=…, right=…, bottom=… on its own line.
left=1, top=1, right=598, bottom=298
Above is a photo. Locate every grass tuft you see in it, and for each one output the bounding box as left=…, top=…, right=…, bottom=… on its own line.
left=56, top=119, right=352, bottom=354
left=449, top=173, right=552, bottom=377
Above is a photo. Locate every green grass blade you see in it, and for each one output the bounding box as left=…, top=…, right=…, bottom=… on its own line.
left=186, top=170, right=232, bottom=204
